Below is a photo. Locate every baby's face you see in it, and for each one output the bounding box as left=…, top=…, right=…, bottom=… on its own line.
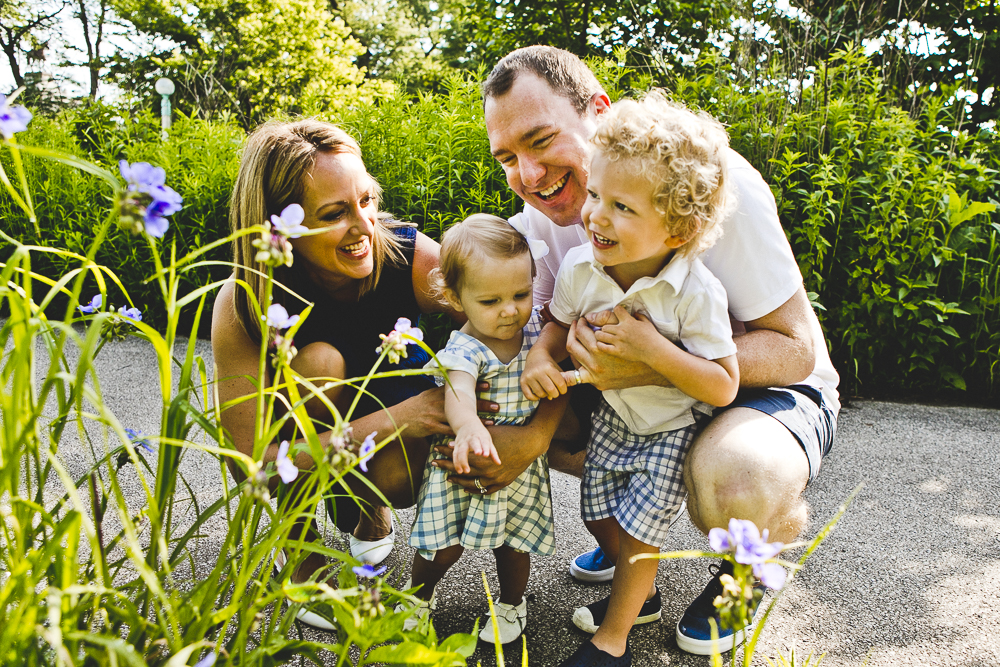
left=581, top=153, right=687, bottom=287
left=453, top=253, right=534, bottom=343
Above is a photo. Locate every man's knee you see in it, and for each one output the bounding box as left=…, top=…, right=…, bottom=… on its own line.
left=684, top=408, right=810, bottom=541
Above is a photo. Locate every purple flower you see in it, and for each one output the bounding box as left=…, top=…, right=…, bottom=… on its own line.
left=266, top=303, right=299, bottom=330
left=375, top=318, right=424, bottom=364
left=193, top=654, right=217, bottom=667
left=276, top=440, right=298, bottom=483
left=117, top=160, right=183, bottom=238
left=78, top=294, right=102, bottom=314
left=709, top=518, right=786, bottom=590
left=358, top=431, right=377, bottom=473
left=125, top=428, right=155, bottom=454
left=394, top=317, right=423, bottom=341
left=118, top=305, right=142, bottom=322
left=119, top=160, right=166, bottom=191
left=352, top=563, right=387, bottom=578
left=271, top=204, right=308, bottom=238
left=0, top=94, right=32, bottom=139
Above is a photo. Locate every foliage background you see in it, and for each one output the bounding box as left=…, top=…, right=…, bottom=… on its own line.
left=4, top=47, right=999, bottom=404
left=4, top=0, right=1000, bottom=403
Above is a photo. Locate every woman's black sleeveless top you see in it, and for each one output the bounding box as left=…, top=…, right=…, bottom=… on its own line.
left=278, top=225, right=434, bottom=419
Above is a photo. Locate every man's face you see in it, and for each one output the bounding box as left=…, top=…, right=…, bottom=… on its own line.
left=485, top=72, right=604, bottom=227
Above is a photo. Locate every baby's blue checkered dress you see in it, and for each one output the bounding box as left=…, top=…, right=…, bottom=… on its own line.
left=410, top=308, right=556, bottom=558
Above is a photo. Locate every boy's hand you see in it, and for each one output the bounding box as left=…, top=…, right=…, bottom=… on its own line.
left=452, top=423, right=500, bottom=474
left=521, top=349, right=570, bottom=401
left=594, top=305, right=666, bottom=362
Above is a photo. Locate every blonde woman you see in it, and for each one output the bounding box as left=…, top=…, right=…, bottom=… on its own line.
left=211, top=120, right=564, bottom=629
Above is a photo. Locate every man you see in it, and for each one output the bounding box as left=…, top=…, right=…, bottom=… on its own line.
left=482, top=46, right=839, bottom=661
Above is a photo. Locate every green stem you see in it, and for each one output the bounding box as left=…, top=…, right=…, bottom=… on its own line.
left=7, top=141, right=37, bottom=235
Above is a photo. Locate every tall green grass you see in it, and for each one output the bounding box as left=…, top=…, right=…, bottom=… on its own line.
left=0, top=138, right=478, bottom=665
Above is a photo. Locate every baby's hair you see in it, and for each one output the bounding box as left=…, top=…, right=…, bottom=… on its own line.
left=590, top=90, right=734, bottom=256
left=429, top=213, right=536, bottom=303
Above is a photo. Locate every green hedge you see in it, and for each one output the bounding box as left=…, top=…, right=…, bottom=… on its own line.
left=3, top=54, right=998, bottom=401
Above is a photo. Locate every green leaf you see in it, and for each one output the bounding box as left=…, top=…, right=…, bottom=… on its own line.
left=438, top=630, right=478, bottom=658
left=366, top=641, right=463, bottom=665
left=941, top=369, right=967, bottom=391
left=940, top=325, right=960, bottom=338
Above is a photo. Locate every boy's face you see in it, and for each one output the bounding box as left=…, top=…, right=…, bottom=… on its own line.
left=581, top=153, right=687, bottom=287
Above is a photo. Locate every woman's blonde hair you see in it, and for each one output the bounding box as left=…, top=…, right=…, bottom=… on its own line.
left=590, top=90, right=734, bottom=257
left=429, top=214, right=535, bottom=302
left=229, top=119, right=403, bottom=342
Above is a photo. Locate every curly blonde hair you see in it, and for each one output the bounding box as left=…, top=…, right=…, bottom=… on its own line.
left=428, top=214, right=536, bottom=303
left=590, top=91, right=733, bottom=257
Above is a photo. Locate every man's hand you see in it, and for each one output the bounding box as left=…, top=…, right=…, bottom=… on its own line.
left=431, top=395, right=568, bottom=494
left=566, top=314, right=672, bottom=391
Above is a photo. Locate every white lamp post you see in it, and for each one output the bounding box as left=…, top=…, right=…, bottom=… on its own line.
left=154, top=78, right=175, bottom=140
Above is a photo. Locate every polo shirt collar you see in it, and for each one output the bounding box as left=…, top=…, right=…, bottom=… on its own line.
left=575, top=244, right=694, bottom=295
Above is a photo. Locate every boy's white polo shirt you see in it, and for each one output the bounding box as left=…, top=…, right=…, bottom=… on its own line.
left=549, top=243, right=737, bottom=435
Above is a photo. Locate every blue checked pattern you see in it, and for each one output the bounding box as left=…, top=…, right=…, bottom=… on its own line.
left=411, top=308, right=555, bottom=557
left=582, top=399, right=703, bottom=547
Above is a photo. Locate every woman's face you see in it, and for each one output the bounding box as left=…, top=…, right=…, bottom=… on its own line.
left=291, top=151, right=379, bottom=288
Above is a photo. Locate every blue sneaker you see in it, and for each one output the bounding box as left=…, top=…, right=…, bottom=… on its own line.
left=675, top=561, right=765, bottom=655
left=569, top=547, right=615, bottom=583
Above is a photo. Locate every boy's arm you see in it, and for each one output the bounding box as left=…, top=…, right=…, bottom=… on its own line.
left=521, top=320, right=571, bottom=401
left=594, top=305, right=739, bottom=406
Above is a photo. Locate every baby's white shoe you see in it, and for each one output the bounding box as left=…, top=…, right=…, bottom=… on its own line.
left=479, top=597, right=527, bottom=644
left=395, top=580, right=436, bottom=632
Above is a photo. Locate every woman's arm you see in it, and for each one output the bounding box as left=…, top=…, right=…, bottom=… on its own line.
left=212, top=280, right=454, bottom=474
left=412, top=231, right=463, bottom=320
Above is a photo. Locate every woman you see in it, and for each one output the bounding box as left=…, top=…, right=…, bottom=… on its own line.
left=211, top=119, right=564, bottom=628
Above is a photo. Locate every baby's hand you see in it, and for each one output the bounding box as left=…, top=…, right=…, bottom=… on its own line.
left=595, top=305, right=664, bottom=362
left=521, top=350, right=570, bottom=401
left=453, top=423, right=501, bottom=474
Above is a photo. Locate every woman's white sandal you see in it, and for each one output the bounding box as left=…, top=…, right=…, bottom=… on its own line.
left=349, top=517, right=395, bottom=565
left=272, top=550, right=336, bottom=631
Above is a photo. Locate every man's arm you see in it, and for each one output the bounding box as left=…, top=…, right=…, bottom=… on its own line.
left=566, top=286, right=818, bottom=391
left=431, top=393, right=569, bottom=494
left=733, top=285, right=816, bottom=387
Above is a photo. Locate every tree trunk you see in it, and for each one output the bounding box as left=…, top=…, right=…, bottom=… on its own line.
left=0, top=29, right=25, bottom=87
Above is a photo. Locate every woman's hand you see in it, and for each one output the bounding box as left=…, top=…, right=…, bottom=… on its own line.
left=432, top=395, right=567, bottom=494
left=387, top=387, right=454, bottom=439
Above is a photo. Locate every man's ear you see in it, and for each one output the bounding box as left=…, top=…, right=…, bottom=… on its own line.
left=591, top=90, right=611, bottom=117
left=443, top=287, right=464, bottom=312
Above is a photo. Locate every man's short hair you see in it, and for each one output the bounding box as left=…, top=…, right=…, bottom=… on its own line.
left=482, top=45, right=605, bottom=114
